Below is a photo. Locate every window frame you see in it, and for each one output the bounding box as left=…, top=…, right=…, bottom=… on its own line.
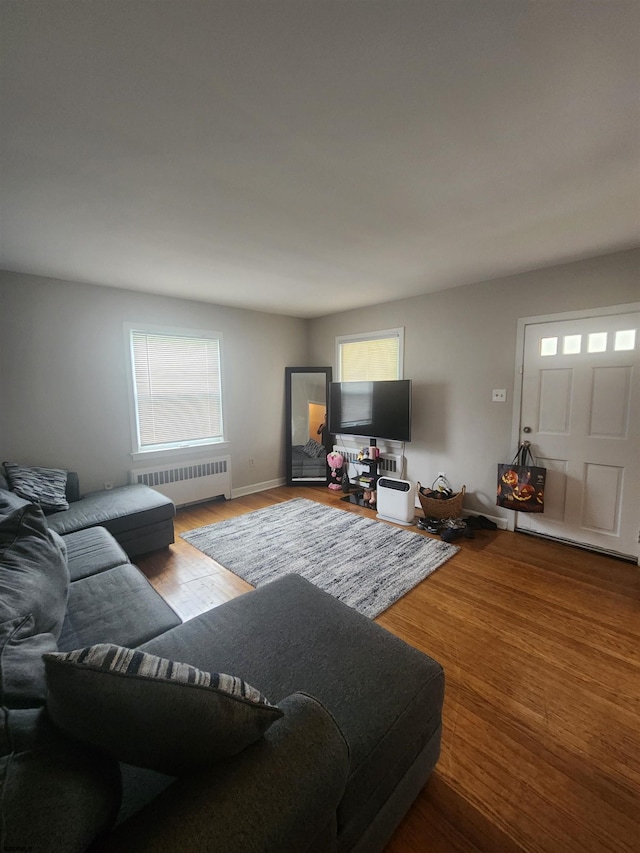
left=124, top=322, right=227, bottom=460
left=335, top=327, right=405, bottom=382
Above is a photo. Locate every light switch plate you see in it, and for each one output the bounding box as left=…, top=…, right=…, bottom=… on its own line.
left=492, top=389, right=507, bottom=402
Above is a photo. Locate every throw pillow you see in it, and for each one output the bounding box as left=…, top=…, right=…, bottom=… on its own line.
left=302, top=438, right=326, bottom=458
left=3, top=463, right=69, bottom=514
left=44, top=644, right=284, bottom=775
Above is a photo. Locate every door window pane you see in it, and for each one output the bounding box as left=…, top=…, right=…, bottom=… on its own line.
left=563, top=335, right=581, bottom=355
left=587, top=332, right=607, bottom=353
left=614, top=329, right=636, bottom=351
left=540, top=337, right=558, bottom=356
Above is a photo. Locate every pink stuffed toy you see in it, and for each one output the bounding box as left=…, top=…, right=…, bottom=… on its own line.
left=327, top=451, right=345, bottom=491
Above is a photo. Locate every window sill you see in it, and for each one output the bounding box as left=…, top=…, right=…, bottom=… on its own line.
left=130, top=442, right=230, bottom=464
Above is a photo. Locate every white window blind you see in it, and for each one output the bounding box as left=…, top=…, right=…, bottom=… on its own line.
left=130, top=330, right=224, bottom=451
left=337, top=329, right=403, bottom=381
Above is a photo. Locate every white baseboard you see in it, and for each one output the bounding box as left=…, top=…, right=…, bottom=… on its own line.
left=464, top=509, right=508, bottom=530
left=232, top=480, right=508, bottom=529
left=231, top=477, right=285, bottom=499
left=412, top=499, right=508, bottom=530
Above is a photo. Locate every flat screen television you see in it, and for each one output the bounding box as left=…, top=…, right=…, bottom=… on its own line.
left=328, top=379, right=412, bottom=442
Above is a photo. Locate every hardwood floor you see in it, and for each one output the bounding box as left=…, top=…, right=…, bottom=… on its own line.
left=136, top=487, right=640, bottom=853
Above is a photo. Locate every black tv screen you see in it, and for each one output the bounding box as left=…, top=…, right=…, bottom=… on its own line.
left=329, top=380, right=412, bottom=442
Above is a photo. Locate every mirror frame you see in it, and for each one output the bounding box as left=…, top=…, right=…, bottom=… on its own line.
left=285, top=366, right=333, bottom=486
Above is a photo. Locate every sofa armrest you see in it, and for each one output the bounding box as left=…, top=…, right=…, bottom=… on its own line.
left=96, top=692, right=350, bottom=853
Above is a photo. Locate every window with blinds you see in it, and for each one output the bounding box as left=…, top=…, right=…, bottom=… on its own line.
left=128, top=328, right=224, bottom=452
left=337, top=329, right=404, bottom=381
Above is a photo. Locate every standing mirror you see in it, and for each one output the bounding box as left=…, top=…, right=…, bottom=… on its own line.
left=285, top=367, right=332, bottom=486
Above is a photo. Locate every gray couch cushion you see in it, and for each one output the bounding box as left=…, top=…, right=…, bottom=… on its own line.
left=0, top=706, right=121, bottom=853
left=0, top=504, right=69, bottom=639
left=111, top=517, right=175, bottom=559
left=0, top=615, right=58, bottom=707
left=46, top=484, right=174, bottom=537
left=63, top=526, right=129, bottom=581
left=106, top=693, right=349, bottom=853
left=44, top=644, right=283, bottom=775
left=140, top=574, right=444, bottom=841
left=0, top=488, right=31, bottom=515
left=48, top=528, right=67, bottom=560
left=59, top=563, right=181, bottom=651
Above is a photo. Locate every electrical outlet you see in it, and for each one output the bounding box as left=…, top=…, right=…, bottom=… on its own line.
left=103, top=481, right=113, bottom=491
left=492, top=389, right=507, bottom=402
left=248, top=457, right=255, bottom=468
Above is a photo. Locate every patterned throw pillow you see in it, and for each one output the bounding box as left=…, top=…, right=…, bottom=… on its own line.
left=44, top=644, right=283, bottom=775
left=301, top=438, right=326, bottom=458
left=3, top=463, right=69, bottom=514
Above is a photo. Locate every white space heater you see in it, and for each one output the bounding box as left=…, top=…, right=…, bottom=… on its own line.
left=376, top=478, right=416, bottom=526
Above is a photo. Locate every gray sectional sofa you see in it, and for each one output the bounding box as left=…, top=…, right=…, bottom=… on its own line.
left=0, top=468, right=175, bottom=558
left=0, top=486, right=445, bottom=853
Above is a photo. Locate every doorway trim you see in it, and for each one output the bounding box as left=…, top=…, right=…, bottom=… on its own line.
left=509, top=302, right=640, bottom=539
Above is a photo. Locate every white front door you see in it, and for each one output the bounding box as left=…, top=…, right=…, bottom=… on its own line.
left=516, top=309, right=639, bottom=560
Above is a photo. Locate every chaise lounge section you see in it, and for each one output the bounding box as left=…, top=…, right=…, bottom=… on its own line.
left=46, top=481, right=175, bottom=558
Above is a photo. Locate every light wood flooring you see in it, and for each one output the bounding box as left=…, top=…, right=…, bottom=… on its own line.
left=137, top=486, right=640, bottom=853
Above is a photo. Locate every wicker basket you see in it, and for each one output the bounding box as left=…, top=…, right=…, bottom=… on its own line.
left=417, top=483, right=466, bottom=520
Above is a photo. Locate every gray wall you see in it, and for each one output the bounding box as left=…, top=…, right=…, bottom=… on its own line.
left=0, top=271, right=308, bottom=493
left=309, top=248, right=639, bottom=518
left=1, top=249, right=637, bottom=510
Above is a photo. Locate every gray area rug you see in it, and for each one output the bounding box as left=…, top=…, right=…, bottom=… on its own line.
left=181, top=498, right=459, bottom=618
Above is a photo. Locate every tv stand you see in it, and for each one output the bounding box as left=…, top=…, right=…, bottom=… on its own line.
left=341, top=490, right=377, bottom=509
left=340, top=439, right=380, bottom=509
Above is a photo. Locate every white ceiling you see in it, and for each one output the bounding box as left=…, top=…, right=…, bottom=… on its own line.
left=1, top=1, right=638, bottom=319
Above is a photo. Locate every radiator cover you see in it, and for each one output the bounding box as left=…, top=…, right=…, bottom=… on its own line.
left=129, top=456, right=231, bottom=507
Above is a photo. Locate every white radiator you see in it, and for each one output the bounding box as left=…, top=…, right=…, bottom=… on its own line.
left=129, top=456, right=231, bottom=506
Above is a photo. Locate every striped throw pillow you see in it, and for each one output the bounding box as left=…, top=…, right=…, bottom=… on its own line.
left=44, top=644, right=283, bottom=774
left=3, top=463, right=69, bottom=513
